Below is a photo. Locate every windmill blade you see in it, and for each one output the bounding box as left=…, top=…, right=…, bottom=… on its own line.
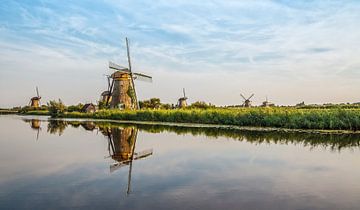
left=240, top=94, right=247, bottom=100
left=36, top=129, right=40, bottom=141
left=133, top=72, right=152, bottom=82
left=248, top=94, right=254, bottom=100
left=126, top=37, right=132, bottom=73
left=133, top=149, right=153, bottom=160
left=105, top=79, right=115, bottom=106
left=183, top=88, right=186, bottom=98
left=110, top=161, right=130, bottom=173
left=109, top=61, right=130, bottom=73
left=126, top=37, right=139, bottom=109
left=107, top=76, right=111, bottom=91
left=36, top=87, right=40, bottom=98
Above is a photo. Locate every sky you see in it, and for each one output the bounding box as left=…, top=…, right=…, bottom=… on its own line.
left=0, top=0, right=360, bottom=108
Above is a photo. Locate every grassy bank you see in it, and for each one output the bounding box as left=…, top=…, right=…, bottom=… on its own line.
left=0, top=110, right=18, bottom=115
left=57, top=108, right=360, bottom=131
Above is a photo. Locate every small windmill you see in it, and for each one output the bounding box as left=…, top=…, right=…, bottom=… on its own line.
left=100, top=75, right=112, bottom=103
left=240, top=93, right=254, bottom=107
left=261, top=96, right=275, bottom=107
left=177, top=88, right=188, bottom=108
left=105, top=38, right=152, bottom=109
left=29, top=87, right=41, bottom=108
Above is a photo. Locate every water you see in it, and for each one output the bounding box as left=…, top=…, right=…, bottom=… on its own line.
left=1, top=115, right=360, bottom=210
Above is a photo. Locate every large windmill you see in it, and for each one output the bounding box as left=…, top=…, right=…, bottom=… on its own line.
left=240, top=93, right=254, bottom=107
left=177, top=88, right=188, bottom=108
left=105, top=38, right=152, bottom=109
left=29, top=87, right=41, bottom=108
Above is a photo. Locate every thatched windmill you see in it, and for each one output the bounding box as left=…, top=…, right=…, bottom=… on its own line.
left=105, top=38, right=152, bottom=109
left=240, top=93, right=254, bottom=107
left=177, top=88, right=188, bottom=108
left=29, top=87, right=41, bottom=108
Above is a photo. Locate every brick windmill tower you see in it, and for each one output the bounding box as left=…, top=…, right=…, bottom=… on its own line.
left=29, top=87, right=41, bottom=108
left=177, top=88, right=188, bottom=108
left=105, top=38, right=152, bottom=109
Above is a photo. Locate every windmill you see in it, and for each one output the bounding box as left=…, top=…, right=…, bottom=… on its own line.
left=240, top=93, right=254, bottom=107
left=29, top=87, right=41, bottom=108
left=100, top=75, right=112, bottom=103
left=105, top=38, right=152, bottom=109
left=177, top=88, right=188, bottom=108
left=105, top=127, right=153, bottom=195
left=261, top=96, right=275, bottom=107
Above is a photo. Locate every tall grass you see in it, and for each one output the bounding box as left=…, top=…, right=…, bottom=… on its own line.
left=61, top=107, right=360, bottom=131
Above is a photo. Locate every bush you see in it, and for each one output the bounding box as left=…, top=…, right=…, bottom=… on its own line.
left=48, top=99, right=66, bottom=117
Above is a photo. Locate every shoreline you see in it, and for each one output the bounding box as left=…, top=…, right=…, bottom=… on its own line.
left=10, top=113, right=360, bottom=135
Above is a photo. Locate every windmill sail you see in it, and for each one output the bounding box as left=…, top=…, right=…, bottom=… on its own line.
left=109, top=149, right=153, bottom=173
left=133, top=72, right=152, bottom=82
left=109, top=61, right=130, bottom=73
left=240, top=94, right=247, bottom=100
left=36, top=87, right=40, bottom=98
left=248, top=94, right=254, bottom=100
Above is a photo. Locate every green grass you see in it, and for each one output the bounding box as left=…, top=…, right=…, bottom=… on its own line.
left=22, top=110, right=50, bottom=115
left=58, top=107, right=360, bottom=131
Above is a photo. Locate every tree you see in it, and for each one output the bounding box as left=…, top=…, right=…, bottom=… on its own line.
left=48, top=99, right=66, bottom=117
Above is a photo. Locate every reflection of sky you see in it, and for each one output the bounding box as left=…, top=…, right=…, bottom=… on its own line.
left=1, top=115, right=360, bottom=209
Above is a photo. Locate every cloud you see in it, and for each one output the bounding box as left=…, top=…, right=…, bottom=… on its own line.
left=0, top=0, right=360, bottom=107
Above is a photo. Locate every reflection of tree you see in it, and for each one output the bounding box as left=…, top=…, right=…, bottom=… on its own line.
left=43, top=120, right=360, bottom=151
left=47, top=120, right=68, bottom=136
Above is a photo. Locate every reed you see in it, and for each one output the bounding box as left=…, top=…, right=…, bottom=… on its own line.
left=60, top=107, right=360, bottom=131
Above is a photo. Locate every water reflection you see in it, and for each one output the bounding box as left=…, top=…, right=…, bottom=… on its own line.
left=23, top=119, right=41, bottom=140
left=43, top=120, right=360, bottom=152
left=44, top=119, right=153, bottom=195
left=102, top=126, right=153, bottom=194
left=2, top=116, right=359, bottom=209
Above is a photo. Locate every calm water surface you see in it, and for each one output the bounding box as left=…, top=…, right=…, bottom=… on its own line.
left=0, top=115, right=360, bottom=210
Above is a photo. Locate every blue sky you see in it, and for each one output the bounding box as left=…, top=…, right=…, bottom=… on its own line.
left=0, top=0, right=360, bottom=107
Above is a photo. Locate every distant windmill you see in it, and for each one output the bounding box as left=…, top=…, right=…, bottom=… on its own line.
left=261, top=96, right=275, bottom=107
left=100, top=75, right=112, bottom=103
left=240, top=93, right=254, bottom=107
left=177, top=88, right=188, bottom=108
left=29, top=87, right=41, bottom=108
left=105, top=38, right=152, bottom=109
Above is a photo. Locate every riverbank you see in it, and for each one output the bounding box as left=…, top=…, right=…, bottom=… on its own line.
left=0, top=110, right=18, bottom=115
left=50, top=108, right=360, bottom=131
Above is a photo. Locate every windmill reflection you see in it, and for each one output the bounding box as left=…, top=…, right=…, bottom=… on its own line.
left=42, top=119, right=153, bottom=195
left=101, top=126, right=153, bottom=195
left=23, top=119, right=42, bottom=140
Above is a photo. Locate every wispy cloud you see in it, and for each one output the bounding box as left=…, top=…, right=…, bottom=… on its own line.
left=0, top=0, right=360, bottom=107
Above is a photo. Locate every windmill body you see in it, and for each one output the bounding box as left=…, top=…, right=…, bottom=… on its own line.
left=105, top=38, right=152, bottom=110
left=177, top=88, right=188, bottom=108
left=30, top=87, right=41, bottom=108
left=110, top=71, right=135, bottom=109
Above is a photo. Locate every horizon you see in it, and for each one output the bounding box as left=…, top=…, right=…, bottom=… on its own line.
left=1, top=0, right=360, bottom=108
